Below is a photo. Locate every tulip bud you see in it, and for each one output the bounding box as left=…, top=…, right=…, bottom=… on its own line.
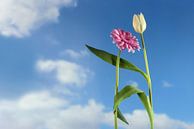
left=133, top=13, right=147, bottom=33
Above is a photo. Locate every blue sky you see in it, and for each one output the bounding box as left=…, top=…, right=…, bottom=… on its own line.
left=0, top=0, right=194, bottom=129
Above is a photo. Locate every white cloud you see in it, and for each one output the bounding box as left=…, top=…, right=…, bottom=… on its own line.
left=57, top=99, right=104, bottom=129
left=60, top=49, right=89, bottom=59
left=162, top=80, right=173, bottom=88
left=0, top=0, right=77, bottom=38
left=17, top=90, right=67, bottom=110
left=0, top=90, right=69, bottom=129
left=0, top=92, right=105, bottom=129
left=103, top=110, right=194, bottom=129
left=52, top=84, right=79, bottom=96
left=0, top=91, right=193, bottom=129
left=127, top=80, right=139, bottom=87
left=36, top=59, right=92, bottom=86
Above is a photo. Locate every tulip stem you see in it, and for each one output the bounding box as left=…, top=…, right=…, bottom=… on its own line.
left=140, top=33, right=153, bottom=106
left=140, top=33, right=154, bottom=129
left=114, top=50, right=121, bottom=129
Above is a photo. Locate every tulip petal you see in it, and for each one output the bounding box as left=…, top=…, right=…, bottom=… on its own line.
left=133, top=13, right=147, bottom=33
left=133, top=15, right=141, bottom=33
left=139, top=13, right=147, bottom=32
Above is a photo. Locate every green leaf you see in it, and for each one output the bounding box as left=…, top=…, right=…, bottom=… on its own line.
left=117, top=108, right=129, bottom=125
left=86, top=45, right=148, bottom=82
left=114, top=85, right=154, bottom=129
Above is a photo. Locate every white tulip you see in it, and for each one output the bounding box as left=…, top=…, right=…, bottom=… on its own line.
left=133, top=13, right=147, bottom=33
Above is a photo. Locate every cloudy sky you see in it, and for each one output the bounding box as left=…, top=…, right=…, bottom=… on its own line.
left=0, top=0, right=194, bottom=129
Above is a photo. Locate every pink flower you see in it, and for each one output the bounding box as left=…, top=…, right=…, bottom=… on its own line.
left=111, top=29, right=140, bottom=53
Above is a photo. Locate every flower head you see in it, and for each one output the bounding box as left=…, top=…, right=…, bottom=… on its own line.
left=111, top=29, right=140, bottom=53
left=133, top=13, right=147, bottom=33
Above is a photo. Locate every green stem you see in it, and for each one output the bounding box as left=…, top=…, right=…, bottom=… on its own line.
left=140, top=33, right=154, bottom=129
left=114, top=50, right=121, bottom=129
left=140, top=33, right=153, bottom=107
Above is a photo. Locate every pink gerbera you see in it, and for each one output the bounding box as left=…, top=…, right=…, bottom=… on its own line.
left=111, top=29, right=140, bottom=53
